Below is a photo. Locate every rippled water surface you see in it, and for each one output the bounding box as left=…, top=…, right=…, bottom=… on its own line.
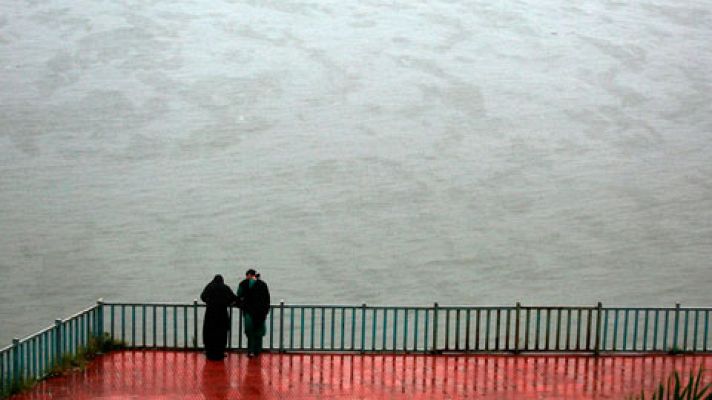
left=1, top=0, right=711, bottom=343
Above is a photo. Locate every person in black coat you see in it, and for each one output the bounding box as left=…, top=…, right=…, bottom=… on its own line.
left=236, top=269, right=270, bottom=357
left=200, top=274, right=238, bottom=360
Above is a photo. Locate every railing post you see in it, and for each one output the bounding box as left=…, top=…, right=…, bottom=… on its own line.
left=54, top=319, right=63, bottom=365
left=193, top=299, right=199, bottom=349
left=432, top=302, right=439, bottom=354
left=673, top=303, right=681, bottom=351
left=514, top=302, right=521, bottom=354
left=11, top=338, right=20, bottom=389
left=594, top=302, right=602, bottom=355
left=97, top=299, right=104, bottom=338
left=279, top=300, right=285, bottom=353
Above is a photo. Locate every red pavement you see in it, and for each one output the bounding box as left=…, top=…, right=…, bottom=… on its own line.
left=10, top=351, right=712, bottom=399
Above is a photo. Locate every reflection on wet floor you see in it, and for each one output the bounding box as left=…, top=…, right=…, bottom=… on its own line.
left=11, top=351, right=712, bottom=399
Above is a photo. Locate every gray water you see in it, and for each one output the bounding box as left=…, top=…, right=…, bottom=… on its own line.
left=1, top=0, right=712, bottom=344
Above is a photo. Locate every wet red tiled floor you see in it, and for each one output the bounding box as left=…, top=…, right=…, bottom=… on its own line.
left=10, top=351, right=712, bottom=399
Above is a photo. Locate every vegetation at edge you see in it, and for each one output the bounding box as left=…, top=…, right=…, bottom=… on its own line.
left=627, top=367, right=712, bottom=400
left=1, top=333, right=125, bottom=398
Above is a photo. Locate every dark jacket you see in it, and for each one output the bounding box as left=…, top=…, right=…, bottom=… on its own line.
left=237, top=279, right=271, bottom=323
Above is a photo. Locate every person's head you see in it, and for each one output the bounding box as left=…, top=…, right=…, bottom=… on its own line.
left=245, top=269, right=257, bottom=280
left=213, top=274, right=224, bottom=284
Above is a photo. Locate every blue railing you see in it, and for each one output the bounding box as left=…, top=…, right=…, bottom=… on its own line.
left=1, top=301, right=711, bottom=398
left=0, top=303, right=100, bottom=398
left=99, top=301, right=711, bottom=354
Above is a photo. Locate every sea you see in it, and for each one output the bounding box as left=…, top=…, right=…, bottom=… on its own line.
left=1, top=0, right=711, bottom=343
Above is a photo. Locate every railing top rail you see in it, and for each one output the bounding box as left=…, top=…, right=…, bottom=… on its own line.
left=101, top=301, right=712, bottom=310
left=17, top=325, right=55, bottom=343
left=104, top=301, right=198, bottom=307
left=62, top=304, right=99, bottom=321
left=0, top=344, right=11, bottom=353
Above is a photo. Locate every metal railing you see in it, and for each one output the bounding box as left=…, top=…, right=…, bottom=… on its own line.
left=1, top=303, right=101, bottom=397
left=2, top=301, right=710, bottom=398
left=100, top=301, right=711, bottom=354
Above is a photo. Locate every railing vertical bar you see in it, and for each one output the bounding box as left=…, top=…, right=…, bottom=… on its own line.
left=555, top=308, right=562, bottom=351
left=545, top=308, right=551, bottom=351
left=340, top=307, right=345, bottom=351
left=142, top=305, right=147, bottom=347
left=173, top=306, right=178, bottom=348
left=704, top=311, right=709, bottom=352
left=403, top=308, right=409, bottom=352
left=612, top=310, right=618, bottom=351
left=414, top=309, right=420, bottom=352
left=445, top=309, right=450, bottom=351
left=280, top=301, right=286, bottom=352
left=465, top=309, right=471, bottom=352
left=595, top=303, right=602, bottom=354
left=455, top=310, right=461, bottom=351
left=110, top=305, right=115, bottom=341
left=632, top=309, right=639, bottom=351
left=643, top=310, right=649, bottom=351
left=162, top=306, right=167, bottom=348
left=290, top=307, right=295, bottom=351
left=32, top=338, right=37, bottom=379
left=534, top=309, right=540, bottom=351
left=622, top=309, right=629, bottom=351
left=524, top=308, right=531, bottom=350
left=495, top=309, right=501, bottom=351
left=131, top=305, right=136, bottom=347
left=270, top=308, right=275, bottom=350
left=121, top=305, right=126, bottom=344
left=485, top=309, right=491, bottom=351
left=673, top=304, right=680, bottom=351
left=319, top=306, right=325, bottom=351
left=359, top=305, right=366, bottom=353
left=301, top=307, right=305, bottom=350
left=393, top=309, right=398, bottom=351
left=576, top=309, right=582, bottom=351
left=505, top=309, right=511, bottom=351
left=683, top=309, right=689, bottom=351
left=71, top=319, right=76, bottom=354
left=432, top=303, right=439, bottom=353
left=331, top=308, right=336, bottom=351
left=183, top=306, right=188, bottom=349
left=586, top=308, right=593, bottom=351
left=231, top=308, right=236, bottom=350
left=693, top=310, right=699, bottom=352
left=663, top=310, right=669, bottom=351
left=423, top=309, right=430, bottom=353
left=371, top=308, right=377, bottom=352
left=475, top=309, right=481, bottom=351
left=653, top=310, right=659, bottom=351
left=566, top=309, right=572, bottom=351
left=153, top=305, right=157, bottom=348
left=193, top=300, right=198, bottom=349
left=351, top=307, right=356, bottom=351
left=514, top=303, right=520, bottom=353
left=382, top=308, right=388, bottom=351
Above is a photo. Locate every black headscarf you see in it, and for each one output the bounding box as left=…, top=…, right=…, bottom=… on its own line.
left=201, top=274, right=236, bottom=307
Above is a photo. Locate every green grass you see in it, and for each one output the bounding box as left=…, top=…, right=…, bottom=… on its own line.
left=627, top=367, right=712, bottom=400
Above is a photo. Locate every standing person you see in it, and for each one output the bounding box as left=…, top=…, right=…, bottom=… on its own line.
left=200, top=274, right=238, bottom=360
left=236, top=269, right=271, bottom=357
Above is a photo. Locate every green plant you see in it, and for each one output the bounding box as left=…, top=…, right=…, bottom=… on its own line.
left=627, top=367, right=712, bottom=400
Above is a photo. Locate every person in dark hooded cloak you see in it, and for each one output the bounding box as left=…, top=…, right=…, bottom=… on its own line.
left=201, top=274, right=238, bottom=360
left=236, top=269, right=270, bottom=357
